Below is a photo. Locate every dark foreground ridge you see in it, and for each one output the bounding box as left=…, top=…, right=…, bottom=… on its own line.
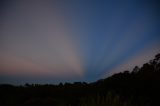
left=0, top=53, right=160, bottom=106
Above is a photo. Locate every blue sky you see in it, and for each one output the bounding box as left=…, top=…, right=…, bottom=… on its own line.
left=0, top=0, right=160, bottom=84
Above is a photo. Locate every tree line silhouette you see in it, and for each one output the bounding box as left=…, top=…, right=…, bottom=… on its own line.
left=0, top=53, right=160, bottom=106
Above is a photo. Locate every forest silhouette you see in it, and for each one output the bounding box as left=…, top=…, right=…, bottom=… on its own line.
left=0, top=53, right=160, bottom=106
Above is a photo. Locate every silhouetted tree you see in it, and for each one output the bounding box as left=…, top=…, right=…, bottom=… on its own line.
left=0, top=53, right=160, bottom=106
left=132, top=66, right=139, bottom=74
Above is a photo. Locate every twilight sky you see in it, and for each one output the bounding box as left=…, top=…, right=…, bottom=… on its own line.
left=0, top=0, right=160, bottom=84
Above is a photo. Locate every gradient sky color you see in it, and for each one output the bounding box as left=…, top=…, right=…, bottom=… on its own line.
left=0, top=0, right=160, bottom=84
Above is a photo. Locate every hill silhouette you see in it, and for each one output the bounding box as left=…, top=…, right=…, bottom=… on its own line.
left=0, top=53, right=160, bottom=106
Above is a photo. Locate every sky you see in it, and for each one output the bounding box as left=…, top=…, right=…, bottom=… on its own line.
left=0, top=0, right=160, bottom=84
